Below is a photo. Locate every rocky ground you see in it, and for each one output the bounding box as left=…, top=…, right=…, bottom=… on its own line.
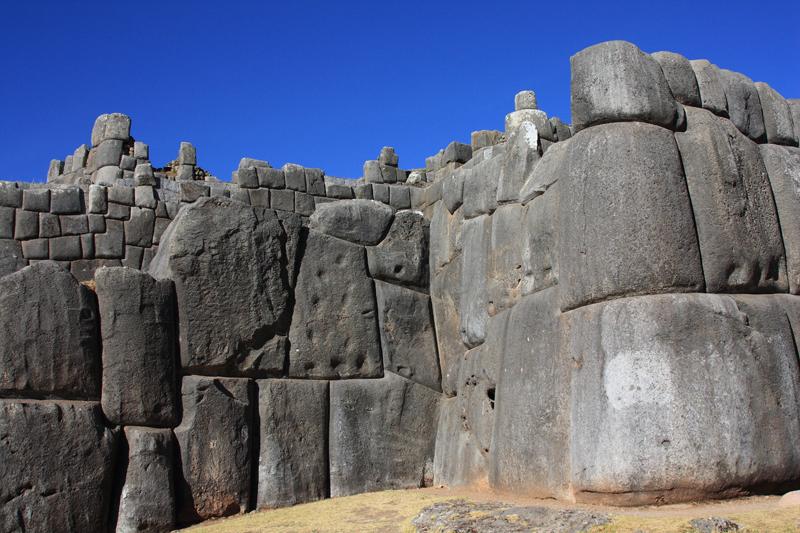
left=178, top=488, right=800, bottom=532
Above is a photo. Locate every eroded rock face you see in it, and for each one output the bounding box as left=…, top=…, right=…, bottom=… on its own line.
left=309, top=199, right=394, bottom=245
left=95, top=267, right=178, bottom=426
left=0, top=399, right=116, bottom=533
left=0, top=262, right=100, bottom=398
left=288, top=230, right=382, bottom=379
left=367, top=210, right=429, bottom=288
left=431, top=256, right=465, bottom=396
left=175, top=376, right=253, bottom=525
left=329, top=373, right=439, bottom=497
left=149, top=197, right=289, bottom=376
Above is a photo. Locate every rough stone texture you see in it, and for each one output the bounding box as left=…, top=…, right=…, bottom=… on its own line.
left=329, top=372, right=439, bottom=497
left=0, top=238, right=26, bottom=277
left=522, top=182, right=559, bottom=295
left=91, top=113, right=131, bottom=146
left=175, top=376, right=253, bottom=525
left=288, top=230, right=382, bottom=379
left=490, top=287, right=569, bottom=498
left=0, top=399, right=116, bottom=533
left=651, top=51, right=701, bottom=106
left=719, top=69, right=766, bottom=142
left=309, top=199, right=394, bottom=245
left=0, top=262, right=100, bottom=398
left=149, top=197, right=289, bottom=376
left=761, top=145, right=800, bottom=294
left=564, top=293, right=800, bottom=505
left=366, top=210, right=428, bottom=288
left=487, top=204, right=525, bottom=315
left=571, top=40, right=683, bottom=132
left=498, top=121, right=539, bottom=203
left=95, top=267, right=178, bottom=427
left=791, top=100, right=800, bottom=142
left=755, top=82, right=797, bottom=146
left=116, top=427, right=176, bottom=533
left=690, top=59, right=729, bottom=117
left=560, top=122, right=704, bottom=311
left=375, top=281, right=441, bottom=391
left=50, top=187, right=82, bottom=214
left=519, top=133, right=568, bottom=204
left=431, top=256, right=464, bottom=397
left=459, top=214, right=491, bottom=347
left=675, top=106, right=786, bottom=293
left=433, top=396, right=488, bottom=486
left=257, top=379, right=328, bottom=509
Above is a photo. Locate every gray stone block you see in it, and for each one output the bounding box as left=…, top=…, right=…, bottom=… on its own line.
left=93, top=165, right=123, bottom=186
left=176, top=164, right=195, bottom=181
left=69, top=258, right=121, bottom=282
left=310, top=199, right=394, bottom=245
left=521, top=183, right=559, bottom=296
left=89, top=184, right=107, bottom=214
left=175, top=376, right=253, bottom=524
left=109, top=185, right=135, bottom=206
left=93, top=139, right=124, bottom=170
left=270, top=189, right=295, bottom=212
left=115, top=427, right=176, bottom=533
left=388, top=185, right=410, bottom=209
left=256, top=379, right=329, bottom=509
left=49, top=235, right=81, bottom=260
left=248, top=188, right=270, bottom=207
left=0, top=207, right=13, bottom=239
left=375, top=281, right=441, bottom=391
left=443, top=141, right=473, bottom=165
left=462, top=158, right=500, bottom=219
left=256, top=167, right=284, bottom=188
left=505, top=108, right=555, bottom=141
left=22, top=188, right=50, bottom=212
left=47, top=159, right=64, bottom=179
left=120, top=154, right=137, bottom=171
left=178, top=142, right=196, bottom=166
left=571, top=40, right=683, bottom=132
left=519, top=135, right=568, bottom=204
left=380, top=164, right=397, bottom=184
left=125, top=206, right=155, bottom=247
left=676, top=106, right=786, bottom=293
left=372, top=182, right=389, bottom=203
left=59, top=214, right=88, bottom=236
left=39, top=212, right=60, bottom=238
left=238, top=166, right=258, bottom=188
left=486, top=204, right=525, bottom=315
left=133, top=141, right=149, bottom=160
left=96, top=267, right=178, bottom=426
left=0, top=399, right=116, bottom=533
left=88, top=213, right=106, bottom=233
left=153, top=217, right=171, bottom=245
left=352, top=182, right=373, bottom=200
left=294, top=192, right=315, bottom=216
left=288, top=230, right=382, bottom=379
left=651, top=51, right=701, bottom=106
left=364, top=160, right=383, bottom=183
left=379, top=146, right=399, bottom=167
left=550, top=117, right=571, bottom=141
left=325, top=177, right=354, bottom=199
left=124, top=246, right=144, bottom=271
left=471, top=130, right=503, bottom=150
left=790, top=100, right=800, bottom=142
left=367, top=210, right=428, bottom=288
left=134, top=185, right=157, bottom=209
left=95, top=219, right=125, bottom=258
left=719, top=69, right=766, bottom=142
left=560, top=122, right=704, bottom=311
left=459, top=214, right=491, bottom=347
left=21, top=238, right=48, bottom=259
left=149, top=197, right=289, bottom=376
left=73, top=144, right=90, bottom=170
left=81, top=233, right=94, bottom=258
left=0, top=239, right=26, bottom=277
left=434, top=396, right=487, bottom=487
left=50, top=187, right=82, bottom=214
left=498, top=121, right=540, bottom=203
left=756, top=82, right=798, bottom=146
left=180, top=182, right=209, bottom=203
left=329, top=373, right=439, bottom=497
left=283, top=163, right=306, bottom=191
left=91, top=113, right=131, bottom=146
left=431, top=257, right=464, bottom=396
left=0, top=262, right=100, bottom=397
left=304, top=168, right=326, bottom=195
left=0, top=186, right=22, bottom=208
left=134, top=163, right=156, bottom=186
left=442, top=171, right=464, bottom=214
left=514, top=90, right=537, bottom=110
left=239, top=157, right=270, bottom=170
left=106, top=202, right=131, bottom=220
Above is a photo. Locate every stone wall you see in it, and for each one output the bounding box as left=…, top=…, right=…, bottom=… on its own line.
left=2, top=39, right=800, bottom=532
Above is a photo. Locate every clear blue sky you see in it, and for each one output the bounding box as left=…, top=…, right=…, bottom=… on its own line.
left=1, top=0, right=797, bottom=182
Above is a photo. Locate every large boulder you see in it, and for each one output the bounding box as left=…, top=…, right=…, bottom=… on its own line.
left=431, top=257, right=465, bottom=396
left=651, top=51, right=701, bottom=107
left=571, top=41, right=683, bottom=132
left=559, top=122, right=704, bottom=311
left=755, top=82, right=798, bottom=146
left=689, top=59, right=729, bottom=117
left=760, top=145, right=800, bottom=294
left=149, top=197, right=290, bottom=376
left=719, top=69, right=767, bottom=142
left=563, top=293, right=800, bottom=505
left=175, top=376, right=253, bottom=525
left=115, top=427, right=176, bottom=533
left=95, top=267, right=178, bottom=426
left=329, top=372, right=440, bottom=497
left=375, top=281, right=441, bottom=391
left=257, top=380, right=329, bottom=509
left=521, top=182, right=559, bottom=296
left=675, top=106, right=786, bottom=293
left=309, top=199, right=394, bottom=245
left=0, top=262, right=100, bottom=398
left=0, top=400, right=116, bottom=533
left=486, top=204, right=525, bottom=315
left=288, top=231, right=382, bottom=379
left=366, top=210, right=429, bottom=288
left=459, top=215, right=492, bottom=346
left=489, top=288, right=569, bottom=498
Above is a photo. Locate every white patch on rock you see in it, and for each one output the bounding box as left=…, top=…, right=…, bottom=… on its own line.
left=604, top=349, right=675, bottom=409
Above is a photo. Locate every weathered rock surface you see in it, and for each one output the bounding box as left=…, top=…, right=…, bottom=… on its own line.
left=564, top=293, right=800, bottom=505
left=521, top=182, right=559, bottom=295
left=719, top=69, right=766, bottom=142
left=571, top=40, right=683, bottom=132
left=652, top=51, right=701, bottom=106
left=175, top=376, right=253, bottom=525
left=559, top=122, right=704, bottom=311
left=115, top=427, right=176, bottom=533
left=367, top=210, right=429, bottom=288
left=329, top=373, right=439, bottom=497
left=95, top=267, right=178, bottom=426
left=0, top=262, right=100, bottom=398
left=309, top=199, right=394, bottom=245
left=497, top=121, right=539, bottom=203
left=433, top=396, right=488, bottom=487
left=257, top=379, right=329, bottom=509
left=690, top=59, right=729, bottom=117
left=149, top=197, right=289, bottom=376
left=756, top=82, right=798, bottom=146
left=675, top=106, right=786, bottom=293
left=375, top=281, right=441, bottom=391
left=288, top=230, right=382, bottom=378
left=0, top=399, right=116, bottom=533
left=518, top=136, right=568, bottom=204
left=431, top=257, right=464, bottom=396
left=459, top=214, right=492, bottom=346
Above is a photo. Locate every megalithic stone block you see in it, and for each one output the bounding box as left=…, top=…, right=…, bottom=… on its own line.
left=559, top=121, right=704, bottom=311
left=0, top=262, right=100, bottom=398
left=719, top=69, right=766, bottom=142
left=690, top=59, right=729, bottom=117
left=563, top=293, right=800, bottom=505
left=175, top=376, right=253, bottom=525
left=115, top=427, right=176, bottom=533
left=571, top=40, right=684, bottom=132
left=91, top=113, right=131, bottom=146
left=676, top=106, right=787, bottom=293
left=257, top=379, right=328, bottom=509
left=309, top=199, right=394, bottom=246
left=288, top=230, right=382, bottom=378
left=329, top=372, right=439, bottom=497
left=366, top=210, right=429, bottom=288
left=651, top=51, right=701, bottom=107
left=0, top=399, right=116, bottom=533
left=95, top=267, right=178, bottom=427
left=459, top=214, right=492, bottom=347
left=756, top=82, right=798, bottom=146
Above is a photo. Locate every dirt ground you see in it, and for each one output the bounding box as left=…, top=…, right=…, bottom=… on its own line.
left=178, top=486, right=800, bottom=532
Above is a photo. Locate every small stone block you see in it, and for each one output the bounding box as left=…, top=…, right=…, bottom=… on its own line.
left=248, top=188, right=270, bottom=207
left=270, top=189, right=295, bottom=212
left=49, top=235, right=82, bottom=260
left=50, top=187, right=83, bottom=214
left=22, top=189, right=50, bottom=212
